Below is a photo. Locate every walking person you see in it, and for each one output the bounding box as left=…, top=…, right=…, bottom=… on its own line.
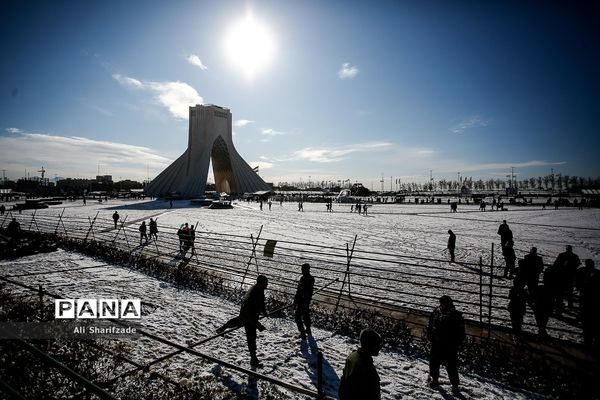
left=553, top=245, right=581, bottom=311
left=521, top=247, right=544, bottom=296
left=177, top=223, right=189, bottom=254
left=268, top=200, right=272, bottom=211
left=189, top=225, right=196, bottom=255
left=112, top=211, right=120, bottom=229
left=6, top=217, right=21, bottom=245
left=507, top=278, right=528, bottom=338
left=427, top=295, right=465, bottom=395
left=139, top=221, right=148, bottom=245
left=149, top=218, right=158, bottom=241
left=216, top=275, right=269, bottom=367
left=497, top=220, right=513, bottom=249
left=338, top=328, right=382, bottom=400
left=503, top=240, right=516, bottom=278
left=294, top=263, right=315, bottom=339
left=447, top=230, right=456, bottom=263
left=0, top=204, right=5, bottom=215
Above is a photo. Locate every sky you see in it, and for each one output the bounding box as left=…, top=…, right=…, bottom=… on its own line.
left=1, top=0, right=599, bottom=188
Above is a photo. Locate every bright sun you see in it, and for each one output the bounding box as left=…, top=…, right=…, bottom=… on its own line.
left=225, top=12, right=275, bottom=79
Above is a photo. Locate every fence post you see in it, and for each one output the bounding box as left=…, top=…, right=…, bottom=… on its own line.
left=0, top=210, right=10, bottom=228
left=85, top=212, right=99, bottom=241
left=488, top=243, right=494, bottom=338
left=54, top=208, right=65, bottom=235
left=240, top=225, right=263, bottom=290
left=28, top=210, right=38, bottom=231
left=317, top=351, right=323, bottom=399
left=335, top=235, right=357, bottom=313
left=38, top=285, right=44, bottom=320
left=479, top=256, right=483, bottom=324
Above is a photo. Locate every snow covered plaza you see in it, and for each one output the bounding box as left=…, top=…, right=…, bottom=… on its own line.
left=1, top=199, right=599, bottom=399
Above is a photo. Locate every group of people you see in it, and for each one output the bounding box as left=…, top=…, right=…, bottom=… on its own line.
left=138, top=218, right=158, bottom=245
left=325, top=199, right=334, bottom=212
left=176, top=222, right=196, bottom=256
left=497, top=219, right=600, bottom=348
left=350, top=201, right=369, bottom=215
left=216, top=264, right=467, bottom=397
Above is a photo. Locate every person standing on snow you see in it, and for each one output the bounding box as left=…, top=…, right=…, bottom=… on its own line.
left=339, top=328, right=382, bottom=400
left=216, top=275, right=269, bottom=367
left=112, top=211, right=120, bottom=229
left=497, top=220, right=512, bottom=249
left=294, top=263, right=315, bottom=339
left=447, top=230, right=456, bottom=263
left=427, top=295, right=465, bottom=396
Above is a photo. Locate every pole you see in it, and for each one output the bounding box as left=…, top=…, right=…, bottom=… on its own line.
left=335, top=235, right=358, bottom=312
left=84, top=211, right=99, bottom=241
left=38, top=284, right=44, bottom=320
left=54, top=208, right=65, bottom=235
left=488, top=244, right=494, bottom=337
left=240, top=225, right=263, bottom=290
left=479, top=256, right=483, bottom=324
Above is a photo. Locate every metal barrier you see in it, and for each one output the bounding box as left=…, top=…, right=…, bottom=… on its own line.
left=0, top=208, right=586, bottom=342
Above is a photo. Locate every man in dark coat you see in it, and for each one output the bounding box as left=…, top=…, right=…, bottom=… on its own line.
left=497, top=220, right=512, bottom=249
left=508, top=279, right=527, bottom=337
left=503, top=240, right=517, bottom=278
left=427, top=295, right=465, bottom=395
left=447, top=230, right=456, bottom=263
left=521, top=247, right=544, bottom=296
left=149, top=218, right=158, bottom=240
left=552, top=245, right=581, bottom=311
left=216, top=275, right=268, bottom=367
left=339, top=328, right=382, bottom=400
left=112, top=211, right=120, bottom=229
left=6, top=217, right=20, bottom=245
left=294, top=263, right=315, bottom=339
left=138, top=221, right=148, bottom=245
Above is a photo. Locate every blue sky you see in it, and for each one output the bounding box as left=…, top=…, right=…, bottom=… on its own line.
left=1, top=0, right=599, bottom=188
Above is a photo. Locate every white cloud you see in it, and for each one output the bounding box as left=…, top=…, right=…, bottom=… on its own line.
left=450, top=116, right=490, bottom=134
left=146, top=81, right=202, bottom=119
left=0, top=129, right=171, bottom=181
left=6, top=127, right=23, bottom=134
left=445, top=160, right=566, bottom=173
left=291, top=142, right=393, bottom=163
left=112, top=74, right=202, bottom=120
left=414, top=149, right=436, bottom=156
left=338, top=62, right=359, bottom=79
left=112, top=74, right=143, bottom=88
left=186, top=54, right=208, bottom=70
left=261, top=128, right=287, bottom=136
left=234, top=119, right=254, bottom=127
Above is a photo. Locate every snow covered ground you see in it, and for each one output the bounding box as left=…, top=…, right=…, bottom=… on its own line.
left=0, top=249, right=544, bottom=399
left=3, top=198, right=599, bottom=340
left=10, top=198, right=598, bottom=265
left=3, top=198, right=598, bottom=398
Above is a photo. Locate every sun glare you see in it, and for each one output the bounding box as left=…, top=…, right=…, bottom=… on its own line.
left=225, top=12, right=275, bottom=79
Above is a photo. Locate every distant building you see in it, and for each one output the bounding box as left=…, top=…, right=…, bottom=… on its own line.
left=96, top=175, right=113, bottom=183
left=145, top=104, right=269, bottom=198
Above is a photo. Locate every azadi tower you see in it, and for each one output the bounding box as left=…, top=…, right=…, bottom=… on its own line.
left=145, top=104, right=270, bottom=198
